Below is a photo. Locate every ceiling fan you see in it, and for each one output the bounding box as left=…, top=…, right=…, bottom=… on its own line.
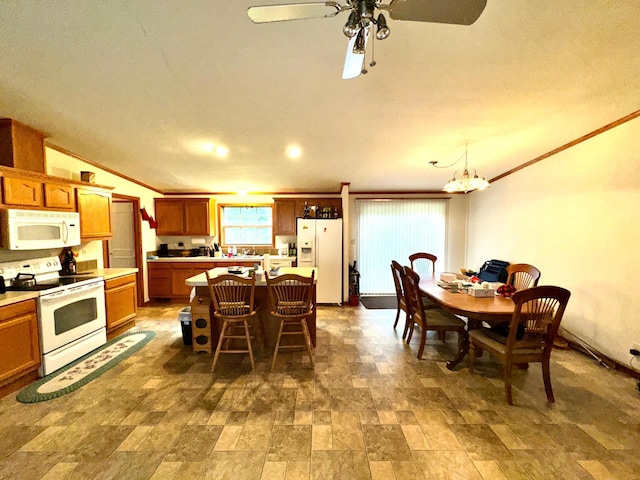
left=247, top=0, right=487, bottom=79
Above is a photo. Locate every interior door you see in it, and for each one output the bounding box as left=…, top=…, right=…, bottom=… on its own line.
left=110, top=201, right=136, bottom=268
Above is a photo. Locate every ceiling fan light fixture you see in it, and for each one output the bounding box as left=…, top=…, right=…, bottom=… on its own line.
left=353, top=28, right=367, bottom=54
left=375, top=13, right=390, bottom=40
left=343, top=10, right=359, bottom=37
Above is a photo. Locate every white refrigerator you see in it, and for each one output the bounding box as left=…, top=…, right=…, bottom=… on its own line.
left=297, top=218, right=343, bottom=304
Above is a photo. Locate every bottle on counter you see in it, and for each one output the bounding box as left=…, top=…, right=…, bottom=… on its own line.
left=292, top=243, right=297, bottom=257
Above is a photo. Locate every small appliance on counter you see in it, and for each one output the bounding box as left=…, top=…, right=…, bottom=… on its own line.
left=158, top=243, right=170, bottom=257
left=61, top=248, right=77, bottom=275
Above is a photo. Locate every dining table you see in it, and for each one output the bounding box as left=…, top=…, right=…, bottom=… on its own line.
left=419, top=275, right=517, bottom=370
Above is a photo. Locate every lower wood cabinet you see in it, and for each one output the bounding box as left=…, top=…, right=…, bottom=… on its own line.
left=105, top=274, right=137, bottom=339
left=0, top=299, right=40, bottom=397
left=148, top=261, right=257, bottom=299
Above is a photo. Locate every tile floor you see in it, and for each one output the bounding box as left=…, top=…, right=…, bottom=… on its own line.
left=1, top=302, right=640, bottom=479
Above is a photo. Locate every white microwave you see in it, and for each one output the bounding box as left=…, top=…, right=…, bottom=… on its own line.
left=1, top=209, right=81, bottom=250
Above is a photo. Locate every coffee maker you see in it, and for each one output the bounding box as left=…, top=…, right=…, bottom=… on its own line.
left=158, top=244, right=169, bottom=257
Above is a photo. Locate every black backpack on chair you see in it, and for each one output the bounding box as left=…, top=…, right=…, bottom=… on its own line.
left=478, top=259, right=510, bottom=283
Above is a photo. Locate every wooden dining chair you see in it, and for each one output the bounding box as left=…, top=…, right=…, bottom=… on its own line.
left=492, top=263, right=542, bottom=338
left=409, top=251, right=444, bottom=342
left=266, top=271, right=315, bottom=371
left=391, top=261, right=411, bottom=338
left=206, top=272, right=258, bottom=372
left=402, top=266, right=468, bottom=360
left=409, top=252, right=437, bottom=278
left=469, top=285, right=571, bottom=405
left=506, top=263, right=541, bottom=290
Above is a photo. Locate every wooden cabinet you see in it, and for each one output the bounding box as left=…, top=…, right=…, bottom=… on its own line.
left=1, top=175, right=43, bottom=207
left=155, top=198, right=216, bottom=236
left=44, top=182, right=75, bottom=210
left=273, top=199, right=297, bottom=235
left=148, top=261, right=260, bottom=299
left=0, top=299, right=40, bottom=395
left=148, top=263, right=172, bottom=298
left=154, top=199, right=184, bottom=235
left=170, top=263, right=199, bottom=298
left=76, top=186, right=112, bottom=239
left=0, top=119, right=46, bottom=173
left=105, top=274, right=137, bottom=339
left=273, top=197, right=342, bottom=236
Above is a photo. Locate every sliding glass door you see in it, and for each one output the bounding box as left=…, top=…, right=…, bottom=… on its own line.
left=356, top=199, right=447, bottom=295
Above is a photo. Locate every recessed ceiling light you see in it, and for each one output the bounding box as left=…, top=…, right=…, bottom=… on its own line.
left=215, top=145, right=229, bottom=158
left=286, top=144, right=302, bottom=160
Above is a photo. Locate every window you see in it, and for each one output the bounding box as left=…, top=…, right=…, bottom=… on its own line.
left=220, top=205, right=273, bottom=246
left=355, top=199, right=447, bottom=295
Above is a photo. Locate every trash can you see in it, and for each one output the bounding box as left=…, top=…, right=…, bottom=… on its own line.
left=178, top=306, right=192, bottom=346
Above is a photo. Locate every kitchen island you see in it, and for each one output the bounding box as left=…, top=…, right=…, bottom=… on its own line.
left=185, top=267, right=317, bottom=351
left=148, top=256, right=296, bottom=299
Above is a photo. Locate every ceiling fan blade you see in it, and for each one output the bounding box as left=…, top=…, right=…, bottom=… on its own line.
left=342, top=27, right=369, bottom=80
left=388, top=0, right=487, bottom=26
left=248, top=2, right=344, bottom=23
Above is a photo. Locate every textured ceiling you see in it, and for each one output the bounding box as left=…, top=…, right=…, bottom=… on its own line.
left=1, top=1, right=639, bottom=194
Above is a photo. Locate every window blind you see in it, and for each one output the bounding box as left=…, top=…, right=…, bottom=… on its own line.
left=355, top=199, right=447, bottom=295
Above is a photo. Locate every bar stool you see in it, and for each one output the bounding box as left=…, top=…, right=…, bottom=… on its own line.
left=206, top=271, right=258, bottom=371
left=266, top=271, right=315, bottom=371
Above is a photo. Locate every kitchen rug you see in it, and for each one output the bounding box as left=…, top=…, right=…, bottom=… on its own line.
left=16, top=330, right=155, bottom=403
left=359, top=296, right=398, bottom=309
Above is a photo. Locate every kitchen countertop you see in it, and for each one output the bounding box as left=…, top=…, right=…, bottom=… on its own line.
left=0, top=268, right=138, bottom=308
left=0, top=291, right=40, bottom=308
left=186, top=267, right=317, bottom=287
left=147, top=256, right=296, bottom=263
left=80, top=268, right=139, bottom=280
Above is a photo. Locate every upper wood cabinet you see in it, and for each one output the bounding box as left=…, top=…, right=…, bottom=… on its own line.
left=44, top=182, right=75, bottom=210
left=155, top=198, right=216, bottom=236
left=1, top=175, right=43, bottom=207
left=273, top=199, right=297, bottom=236
left=0, top=119, right=46, bottom=173
left=273, top=197, right=342, bottom=236
left=76, top=186, right=113, bottom=239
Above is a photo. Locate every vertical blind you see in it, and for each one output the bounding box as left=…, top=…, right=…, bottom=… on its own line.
left=356, top=199, right=447, bottom=295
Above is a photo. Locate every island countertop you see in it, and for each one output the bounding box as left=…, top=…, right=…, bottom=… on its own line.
left=185, top=267, right=317, bottom=287
left=148, top=256, right=296, bottom=263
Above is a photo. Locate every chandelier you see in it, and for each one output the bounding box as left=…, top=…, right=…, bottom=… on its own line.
left=429, top=145, right=489, bottom=194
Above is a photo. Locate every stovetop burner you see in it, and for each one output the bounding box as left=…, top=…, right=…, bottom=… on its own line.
left=0, top=256, right=103, bottom=295
left=4, top=275, right=101, bottom=292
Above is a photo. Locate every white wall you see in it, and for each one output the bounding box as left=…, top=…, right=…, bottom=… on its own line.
left=46, top=147, right=160, bottom=301
left=467, top=118, right=640, bottom=368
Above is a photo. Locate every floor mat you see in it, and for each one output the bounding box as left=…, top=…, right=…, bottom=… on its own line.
left=359, top=296, right=398, bottom=309
left=16, top=330, right=155, bottom=403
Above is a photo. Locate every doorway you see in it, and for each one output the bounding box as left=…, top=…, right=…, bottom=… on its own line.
left=103, top=194, right=145, bottom=307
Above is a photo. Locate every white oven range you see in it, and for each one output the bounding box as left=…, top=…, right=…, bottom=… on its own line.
left=1, top=256, right=106, bottom=376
